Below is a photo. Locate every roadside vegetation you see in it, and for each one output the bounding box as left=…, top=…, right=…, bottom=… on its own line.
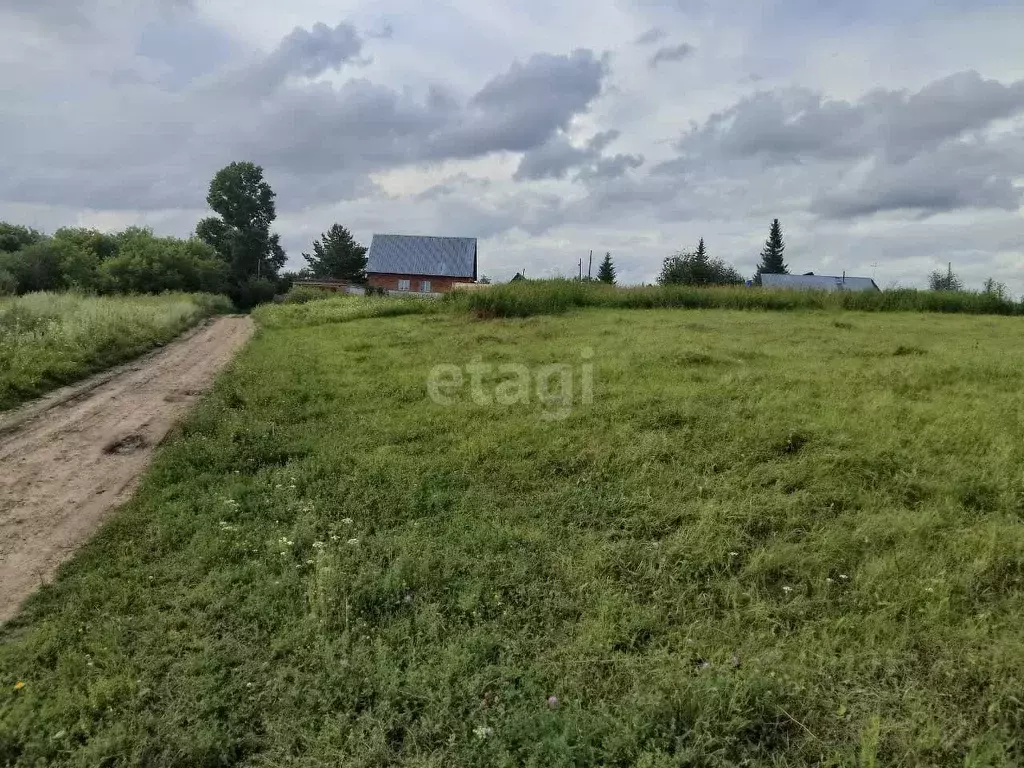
left=0, top=292, right=231, bottom=411
left=261, top=280, right=1023, bottom=325
left=2, top=305, right=1021, bottom=765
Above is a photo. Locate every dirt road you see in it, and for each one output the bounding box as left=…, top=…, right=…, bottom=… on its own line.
left=0, top=316, right=254, bottom=624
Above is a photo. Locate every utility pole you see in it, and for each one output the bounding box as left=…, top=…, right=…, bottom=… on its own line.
left=578, top=258, right=582, bottom=281
left=588, top=250, right=593, bottom=280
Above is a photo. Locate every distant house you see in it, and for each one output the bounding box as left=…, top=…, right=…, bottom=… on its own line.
left=761, top=273, right=879, bottom=292
left=510, top=272, right=527, bottom=282
left=365, top=234, right=477, bottom=294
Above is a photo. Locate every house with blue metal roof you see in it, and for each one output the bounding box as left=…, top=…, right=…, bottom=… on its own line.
left=366, top=234, right=478, bottom=294
left=761, top=273, right=879, bottom=292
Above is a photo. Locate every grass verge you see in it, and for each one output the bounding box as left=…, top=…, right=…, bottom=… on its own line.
left=0, top=292, right=232, bottom=411
left=1, top=307, right=1022, bottom=765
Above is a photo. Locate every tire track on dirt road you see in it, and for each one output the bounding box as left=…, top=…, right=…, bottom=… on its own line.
left=0, top=315, right=254, bottom=624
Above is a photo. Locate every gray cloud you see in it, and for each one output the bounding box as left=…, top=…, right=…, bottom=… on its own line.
left=678, top=71, right=1024, bottom=165
left=649, top=43, right=695, bottom=68
left=813, top=140, right=1024, bottom=218
left=664, top=71, right=1024, bottom=219
left=512, top=129, right=643, bottom=182
left=431, top=50, right=608, bottom=158
left=575, top=153, right=646, bottom=182
left=634, top=28, right=668, bottom=45
left=0, top=19, right=608, bottom=212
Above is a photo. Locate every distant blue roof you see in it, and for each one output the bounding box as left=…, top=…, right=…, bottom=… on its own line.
left=761, top=273, right=879, bottom=292
left=366, top=234, right=477, bottom=278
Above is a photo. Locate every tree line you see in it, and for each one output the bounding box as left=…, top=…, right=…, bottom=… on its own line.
left=0, top=161, right=369, bottom=307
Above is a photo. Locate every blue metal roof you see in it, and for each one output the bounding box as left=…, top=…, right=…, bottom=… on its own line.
left=366, top=234, right=477, bottom=278
left=761, top=273, right=879, bottom=292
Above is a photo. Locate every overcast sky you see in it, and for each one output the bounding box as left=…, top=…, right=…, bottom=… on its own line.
left=2, top=0, right=1023, bottom=289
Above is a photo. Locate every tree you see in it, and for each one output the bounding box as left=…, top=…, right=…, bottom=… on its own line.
left=928, top=263, right=963, bottom=292
left=302, top=224, right=367, bottom=282
left=983, top=277, right=1009, bottom=300
left=597, top=252, right=617, bottom=284
left=0, top=223, right=44, bottom=253
left=754, top=219, right=788, bottom=283
left=659, top=239, right=743, bottom=286
left=197, top=162, right=285, bottom=301
left=478, top=274, right=492, bottom=284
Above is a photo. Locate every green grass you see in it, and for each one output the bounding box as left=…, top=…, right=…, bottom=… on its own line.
left=2, top=306, right=1023, bottom=765
left=445, top=279, right=1023, bottom=317
left=0, top=292, right=232, bottom=411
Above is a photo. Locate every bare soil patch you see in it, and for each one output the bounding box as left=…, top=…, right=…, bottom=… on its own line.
left=0, top=315, right=253, bottom=623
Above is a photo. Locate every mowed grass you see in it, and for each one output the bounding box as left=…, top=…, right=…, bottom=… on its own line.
left=0, top=292, right=232, bottom=411
left=2, top=307, right=1023, bottom=766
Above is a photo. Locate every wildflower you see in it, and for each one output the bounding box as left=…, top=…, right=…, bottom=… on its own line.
left=546, top=695, right=560, bottom=710
left=826, top=578, right=834, bottom=584
left=839, top=574, right=849, bottom=580
left=341, top=518, right=354, bottom=525
left=473, top=725, right=494, bottom=740
left=13, top=681, right=25, bottom=691
left=312, top=541, right=325, bottom=549
left=924, top=587, right=934, bottom=593
left=330, top=535, right=339, bottom=542
left=728, top=551, right=739, bottom=557
left=306, top=559, right=314, bottom=565
left=347, top=538, right=360, bottom=546
left=782, top=585, right=793, bottom=594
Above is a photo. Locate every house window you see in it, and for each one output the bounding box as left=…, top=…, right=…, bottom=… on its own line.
left=397, top=279, right=410, bottom=291
left=420, top=280, right=432, bottom=293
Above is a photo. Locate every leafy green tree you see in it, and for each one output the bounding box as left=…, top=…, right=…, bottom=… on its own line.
left=659, top=239, right=743, bottom=286
left=983, top=277, right=1009, bottom=300
left=0, top=241, right=67, bottom=293
left=928, top=263, right=963, bottom=292
left=597, top=252, right=616, bottom=284
left=754, top=219, right=788, bottom=283
left=0, top=223, right=43, bottom=253
left=53, top=228, right=119, bottom=262
left=302, top=224, right=367, bottom=282
left=197, top=162, right=286, bottom=295
left=101, top=228, right=228, bottom=295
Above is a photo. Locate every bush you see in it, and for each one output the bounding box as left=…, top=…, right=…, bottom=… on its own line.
left=0, top=269, right=16, bottom=296
left=280, top=286, right=334, bottom=304
left=233, top=277, right=278, bottom=310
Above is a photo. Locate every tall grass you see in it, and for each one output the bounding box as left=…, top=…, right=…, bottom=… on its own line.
left=252, top=293, right=439, bottom=329
left=445, top=280, right=1023, bottom=318
left=0, top=292, right=232, bottom=411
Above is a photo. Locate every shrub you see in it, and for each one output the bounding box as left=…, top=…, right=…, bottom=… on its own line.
left=280, top=286, right=334, bottom=304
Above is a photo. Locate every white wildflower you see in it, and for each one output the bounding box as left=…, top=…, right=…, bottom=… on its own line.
left=728, top=551, right=739, bottom=557
left=347, top=538, right=360, bottom=546
left=473, top=725, right=494, bottom=740
left=312, top=541, right=325, bottom=549
left=341, top=518, right=354, bottom=525
left=782, top=585, right=793, bottom=594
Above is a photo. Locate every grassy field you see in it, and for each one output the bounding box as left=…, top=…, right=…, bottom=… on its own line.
left=2, top=304, right=1022, bottom=765
left=0, top=292, right=232, bottom=411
